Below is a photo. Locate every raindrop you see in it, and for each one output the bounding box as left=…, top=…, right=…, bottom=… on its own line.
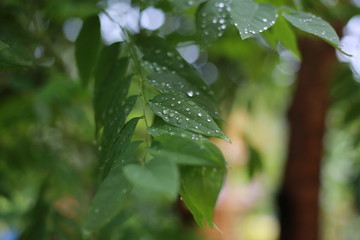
left=162, top=109, right=168, bottom=115
left=197, top=113, right=202, bottom=117
left=262, top=18, right=268, bottom=22
left=207, top=118, right=211, bottom=122
left=169, top=112, right=175, bottom=117
left=187, top=90, right=194, bottom=97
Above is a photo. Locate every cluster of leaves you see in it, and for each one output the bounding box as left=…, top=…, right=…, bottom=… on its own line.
left=74, top=0, right=345, bottom=237
left=76, top=17, right=229, bottom=236
left=0, top=0, right=346, bottom=238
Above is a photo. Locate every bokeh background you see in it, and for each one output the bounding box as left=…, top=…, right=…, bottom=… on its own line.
left=1, top=0, right=360, bottom=239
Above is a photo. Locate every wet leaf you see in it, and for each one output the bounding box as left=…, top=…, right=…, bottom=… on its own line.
left=94, top=43, right=121, bottom=90
left=180, top=165, right=225, bottom=228
left=196, top=0, right=232, bottom=46
left=94, top=58, right=131, bottom=133
left=282, top=12, right=340, bottom=48
left=75, top=15, right=101, bottom=86
left=83, top=167, right=132, bottom=235
left=0, top=40, right=9, bottom=51
left=136, top=36, right=213, bottom=98
left=100, top=117, right=141, bottom=180
left=148, top=94, right=229, bottom=141
left=171, top=0, right=207, bottom=11
left=149, top=119, right=207, bottom=141
left=150, top=134, right=225, bottom=166
left=262, top=15, right=300, bottom=59
left=147, top=73, right=221, bottom=119
left=123, top=158, right=179, bottom=201
left=231, top=0, right=277, bottom=39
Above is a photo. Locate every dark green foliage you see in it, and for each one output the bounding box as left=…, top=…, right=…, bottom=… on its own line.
left=75, top=15, right=101, bottom=85
left=0, top=0, right=350, bottom=238
left=246, top=142, right=264, bottom=179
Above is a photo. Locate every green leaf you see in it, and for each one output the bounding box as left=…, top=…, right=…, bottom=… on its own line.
left=94, top=58, right=131, bottom=132
left=180, top=165, right=225, bottom=228
left=231, top=0, right=277, bottom=39
left=148, top=94, right=229, bottom=141
left=94, top=43, right=121, bottom=90
left=247, top=142, right=263, bottom=178
left=150, top=134, right=225, bottom=166
left=0, top=40, right=9, bottom=51
left=196, top=0, right=232, bottom=46
left=83, top=166, right=132, bottom=235
left=262, top=15, right=300, bottom=59
left=0, top=11, right=34, bottom=71
left=123, top=158, right=179, bottom=201
left=148, top=119, right=207, bottom=141
left=100, top=116, right=141, bottom=180
left=171, top=0, right=207, bottom=11
left=282, top=11, right=340, bottom=48
left=147, top=73, right=221, bottom=119
left=135, top=36, right=213, bottom=98
left=75, top=15, right=101, bottom=86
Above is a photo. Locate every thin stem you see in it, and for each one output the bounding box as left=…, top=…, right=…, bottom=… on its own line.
left=103, top=11, right=151, bottom=162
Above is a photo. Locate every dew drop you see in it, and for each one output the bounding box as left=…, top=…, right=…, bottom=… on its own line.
left=169, top=112, right=175, bottom=117
left=187, top=91, right=194, bottom=97
left=162, top=109, right=168, bottom=115
left=197, top=113, right=202, bottom=117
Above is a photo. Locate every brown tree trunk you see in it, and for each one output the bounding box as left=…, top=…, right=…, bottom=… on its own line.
left=277, top=38, right=337, bottom=240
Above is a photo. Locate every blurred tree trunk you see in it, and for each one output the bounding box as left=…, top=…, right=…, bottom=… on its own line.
left=277, top=37, right=337, bottom=240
